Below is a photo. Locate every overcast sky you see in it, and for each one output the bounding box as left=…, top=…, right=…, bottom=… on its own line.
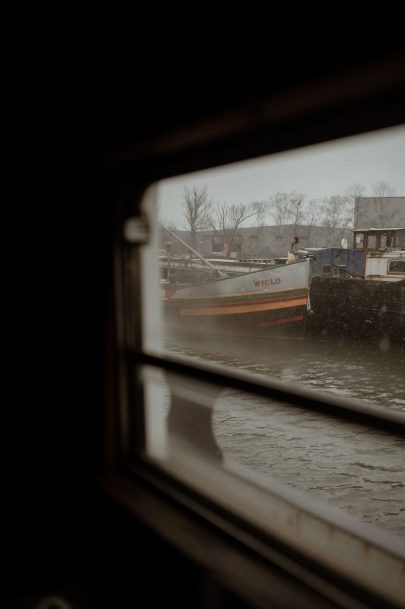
left=157, top=124, right=405, bottom=227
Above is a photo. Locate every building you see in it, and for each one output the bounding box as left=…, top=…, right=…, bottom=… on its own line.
left=161, top=224, right=353, bottom=259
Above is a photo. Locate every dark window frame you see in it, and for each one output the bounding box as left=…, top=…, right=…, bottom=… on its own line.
left=105, top=54, right=405, bottom=609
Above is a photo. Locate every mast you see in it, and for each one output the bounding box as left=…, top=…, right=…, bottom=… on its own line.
left=160, top=225, right=227, bottom=277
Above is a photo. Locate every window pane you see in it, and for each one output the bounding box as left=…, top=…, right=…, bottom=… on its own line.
left=134, top=126, right=405, bottom=581
left=141, top=365, right=405, bottom=538
left=153, top=126, right=405, bottom=399
left=389, top=259, right=405, bottom=274
left=140, top=363, right=405, bottom=609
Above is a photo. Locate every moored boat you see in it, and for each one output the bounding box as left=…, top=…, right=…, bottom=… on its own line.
left=162, top=258, right=312, bottom=336
left=305, top=228, right=405, bottom=344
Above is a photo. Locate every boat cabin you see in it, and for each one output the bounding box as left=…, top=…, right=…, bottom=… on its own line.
left=352, top=227, right=405, bottom=253
left=352, top=228, right=405, bottom=280
left=300, top=229, right=405, bottom=280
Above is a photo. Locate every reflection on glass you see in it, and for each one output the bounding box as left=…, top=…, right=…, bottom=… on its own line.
left=213, top=388, right=405, bottom=538
left=142, top=367, right=405, bottom=539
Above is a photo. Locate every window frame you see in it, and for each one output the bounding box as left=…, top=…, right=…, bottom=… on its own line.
left=105, top=55, right=405, bottom=609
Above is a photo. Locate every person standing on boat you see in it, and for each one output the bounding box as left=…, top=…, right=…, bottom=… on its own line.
left=290, top=236, right=299, bottom=254
left=287, top=236, right=299, bottom=263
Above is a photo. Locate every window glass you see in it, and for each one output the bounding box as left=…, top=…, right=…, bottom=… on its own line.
left=141, top=366, right=405, bottom=539
left=368, top=234, right=377, bottom=249
left=139, top=364, right=405, bottom=607
left=136, top=125, right=405, bottom=546
left=155, top=125, right=405, bottom=374
left=388, top=259, right=405, bottom=274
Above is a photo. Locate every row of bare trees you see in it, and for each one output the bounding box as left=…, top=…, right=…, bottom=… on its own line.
left=182, top=185, right=265, bottom=251
left=267, top=181, right=395, bottom=232
left=162, top=181, right=396, bottom=253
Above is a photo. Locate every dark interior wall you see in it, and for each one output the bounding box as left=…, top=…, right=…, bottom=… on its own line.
left=10, top=168, right=108, bottom=480
left=7, top=157, right=111, bottom=600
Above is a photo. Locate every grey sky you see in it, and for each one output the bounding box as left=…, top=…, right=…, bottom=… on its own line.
left=157, top=124, right=405, bottom=227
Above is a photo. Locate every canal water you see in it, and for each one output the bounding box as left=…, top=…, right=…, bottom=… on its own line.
left=163, top=331, right=405, bottom=538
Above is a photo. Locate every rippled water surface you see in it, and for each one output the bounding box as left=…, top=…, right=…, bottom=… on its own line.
left=163, top=332, right=405, bottom=537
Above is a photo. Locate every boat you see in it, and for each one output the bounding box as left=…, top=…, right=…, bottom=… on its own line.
left=162, top=257, right=312, bottom=336
left=353, top=227, right=405, bottom=281
left=305, top=228, right=405, bottom=343
left=301, top=227, right=405, bottom=280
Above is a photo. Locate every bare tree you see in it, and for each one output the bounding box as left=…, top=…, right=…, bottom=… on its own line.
left=210, top=202, right=259, bottom=256
left=373, top=180, right=396, bottom=198
left=250, top=200, right=268, bottom=227
left=268, top=192, right=292, bottom=226
left=344, top=183, right=366, bottom=229
left=268, top=191, right=305, bottom=242
left=289, top=192, right=305, bottom=233
left=182, top=185, right=212, bottom=249
left=320, top=195, right=351, bottom=245
left=302, top=199, right=323, bottom=246
left=372, top=180, right=397, bottom=227
left=268, top=192, right=305, bottom=223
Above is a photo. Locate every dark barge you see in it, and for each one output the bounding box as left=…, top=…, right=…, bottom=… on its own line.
left=306, top=275, right=405, bottom=344
left=305, top=228, right=405, bottom=345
